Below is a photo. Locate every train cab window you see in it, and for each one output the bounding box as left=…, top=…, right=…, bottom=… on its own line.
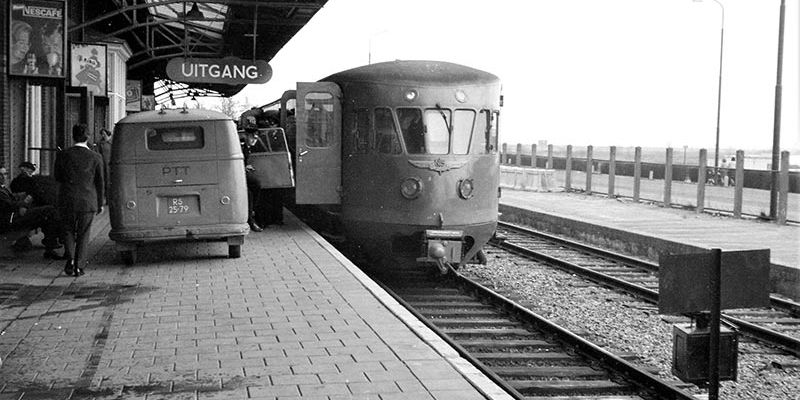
left=374, top=108, right=402, bottom=154
left=303, top=92, right=333, bottom=148
left=490, top=111, right=499, bottom=154
left=473, top=110, right=498, bottom=154
left=398, top=108, right=425, bottom=154
left=348, top=109, right=370, bottom=154
left=146, top=126, right=204, bottom=150
left=424, top=108, right=451, bottom=154
left=452, top=110, right=475, bottom=155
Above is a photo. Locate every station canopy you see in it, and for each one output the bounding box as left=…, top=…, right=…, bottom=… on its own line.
left=71, top=0, right=328, bottom=103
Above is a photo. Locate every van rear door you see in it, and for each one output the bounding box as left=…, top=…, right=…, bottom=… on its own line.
left=134, top=123, right=221, bottom=227
left=295, top=82, right=341, bottom=204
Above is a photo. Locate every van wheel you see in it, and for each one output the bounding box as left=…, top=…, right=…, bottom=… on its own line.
left=228, top=244, right=241, bottom=258
left=121, top=250, right=136, bottom=265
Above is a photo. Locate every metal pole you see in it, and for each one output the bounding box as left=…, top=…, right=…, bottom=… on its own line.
left=711, top=0, right=724, bottom=179
left=769, top=0, right=786, bottom=220
left=708, top=248, right=722, bottom=400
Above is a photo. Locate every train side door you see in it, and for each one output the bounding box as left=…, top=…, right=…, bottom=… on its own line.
left=295, top=82, right=342, bottom=204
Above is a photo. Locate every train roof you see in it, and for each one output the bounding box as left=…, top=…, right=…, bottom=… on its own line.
left=117, top=108, right=233, bottom=125
left=322, top=60, right=499, bottom=87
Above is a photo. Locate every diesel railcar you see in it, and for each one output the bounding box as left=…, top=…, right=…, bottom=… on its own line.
left=255, top=60, right=502, bottom=272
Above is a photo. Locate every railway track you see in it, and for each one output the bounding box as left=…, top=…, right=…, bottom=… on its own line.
left=491, top=221, right=800, bottom=358
left=372, top=269, right=696, bottom=400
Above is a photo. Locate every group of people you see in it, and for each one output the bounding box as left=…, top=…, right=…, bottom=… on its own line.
left=241, top=116, right=285, bottom=232
left=0, top=124, right=105, bottom=277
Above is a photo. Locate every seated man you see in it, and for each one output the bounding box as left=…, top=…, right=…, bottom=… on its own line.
left=0, top=166, right=62, bottom=258
left=10, top=161, right=36, bottom=195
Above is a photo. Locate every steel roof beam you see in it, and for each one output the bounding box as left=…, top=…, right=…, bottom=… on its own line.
left=69, top=0, right=324, bottom=33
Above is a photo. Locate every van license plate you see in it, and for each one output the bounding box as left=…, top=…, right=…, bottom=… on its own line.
left=160, top=195, right=199, bottom=216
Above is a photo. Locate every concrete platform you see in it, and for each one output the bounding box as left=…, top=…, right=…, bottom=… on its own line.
left=0, top=211, right=511, bottom=400
left=499, top=189, right=800, bottom=300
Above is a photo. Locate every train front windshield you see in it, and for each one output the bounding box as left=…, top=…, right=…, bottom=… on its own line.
left=397, top=108, right=497, bottom=155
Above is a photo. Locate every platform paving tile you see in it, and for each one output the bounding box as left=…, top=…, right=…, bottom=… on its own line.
left=0, top=213, right=503, bottom=399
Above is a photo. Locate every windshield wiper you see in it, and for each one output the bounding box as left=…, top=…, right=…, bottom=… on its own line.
left=434, top=103, right=451, bottom=134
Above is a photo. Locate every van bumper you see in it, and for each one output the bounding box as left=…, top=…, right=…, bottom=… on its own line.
left=109, top=223, right=249, bottom=243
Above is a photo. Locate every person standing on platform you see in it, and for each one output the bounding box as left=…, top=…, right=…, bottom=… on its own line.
left=260, top=122, right=285, bottom=227
left=96, top=128, right=113, bottom=204
left=55, top=124, right=104, bottom=277
left=241, top=117, right=266, bottom=232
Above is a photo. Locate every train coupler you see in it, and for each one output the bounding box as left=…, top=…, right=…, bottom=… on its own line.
left=416, top=229, right=464, bottom=274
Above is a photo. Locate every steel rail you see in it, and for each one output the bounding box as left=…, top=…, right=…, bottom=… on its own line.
left=375, top=271, right=697, bottom=400
left=495, top=221, right=800, bottom=358
left=372, top=278, right=527, bottom=400
left=451, top=271, right=698, bottom=400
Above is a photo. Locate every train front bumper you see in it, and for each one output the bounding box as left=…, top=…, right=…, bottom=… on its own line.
left=416, top=229, right=464, bottom=266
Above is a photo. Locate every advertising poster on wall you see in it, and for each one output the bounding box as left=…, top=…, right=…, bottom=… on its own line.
left=8, top=0, right=66, bottom=78
left=141, top=95, right=155, bottom=111
left=126, top=80, right=142, bottom=111
left=70, top=42, right=108, bottom=97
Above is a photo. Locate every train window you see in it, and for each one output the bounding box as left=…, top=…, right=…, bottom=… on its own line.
left=424, top=109, right=451, bottom=155
left=303, top=92, right=333, bottom=148
left=374, top=108, right=402, bottom=154
left=452, top=110, right=475, bottom=155
left=473, top=111, right=488, bottom=154
left=473, top=110, right=498, bottom=154
left=490, top=111, right=499, bottom=154
left=352, top=109, right=370, bottom=154
left=146, top=126, right=204, bottom=150
left=398, top=108, right=425, bottom=154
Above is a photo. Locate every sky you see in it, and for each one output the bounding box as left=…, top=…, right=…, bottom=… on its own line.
left=204, top=0, right=799, bottom=153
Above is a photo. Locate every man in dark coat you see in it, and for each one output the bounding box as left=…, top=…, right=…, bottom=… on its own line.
left=241, top=117, right=267, bottom=232
left=9, top=161, right=36, bottom=195
left=55, top=124, right=104, bottom=277
left=9, top=162, right=59, bottom=208
left=95, top=128, right=112, bottom=204
left=0, top=166, right=62, bottom=257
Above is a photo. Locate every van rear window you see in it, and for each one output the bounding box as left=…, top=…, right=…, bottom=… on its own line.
left=146, top=127, right=205, bottom=150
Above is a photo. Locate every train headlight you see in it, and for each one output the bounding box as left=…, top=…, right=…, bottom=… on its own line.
left=126, top=200, right=137, bottom=210
left=404, top=89, right=418, bottom=102
left=458, top=179, right=474, bottom=199
left=454, top=89, right=467, bottom=103
left=400, top=177, right=423, bottom=199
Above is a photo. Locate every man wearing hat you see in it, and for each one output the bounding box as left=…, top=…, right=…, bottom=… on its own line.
left=10, top=161, right=59, bottom=208
left=10, top=161, right=37, bottom=196
left=241, top=116, right=267, bottom=232
left=0, top=165, right=62, bottom=257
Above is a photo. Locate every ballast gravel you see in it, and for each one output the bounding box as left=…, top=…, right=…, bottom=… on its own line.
left=460, top=248, right=800, bottom=400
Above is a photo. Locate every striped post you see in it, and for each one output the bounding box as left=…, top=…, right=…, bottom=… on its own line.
left=633, top=147, right=642, bottom=202
left=733, top=150, right=744, bottom=218
left=697, top=149, right=707, bottom=214
left=608, top=146, right=616, bottom=198
left=664, top=148, right=673, bottom=207
left=565, top=145, right=573, bottom=191
left=586, top=145, right=593, bottom=194
left=777, top=151, right=790, bottom=224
